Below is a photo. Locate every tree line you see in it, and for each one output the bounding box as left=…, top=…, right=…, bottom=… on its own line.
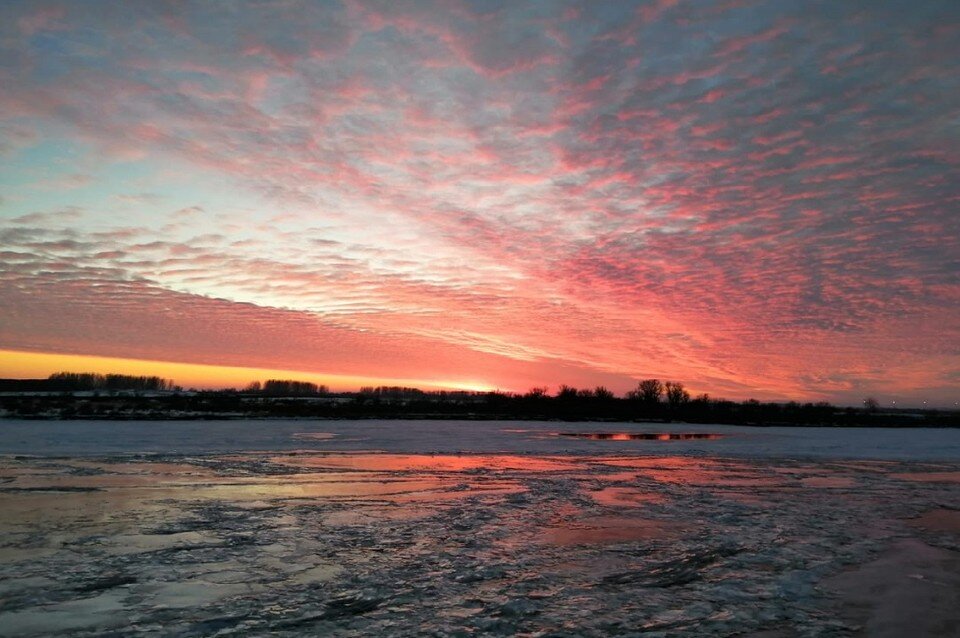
left=1, top=373, right=954, bottom=427
left=45, top=372, right=175, bottom=392
left=244, top=380, right=329, bottom=396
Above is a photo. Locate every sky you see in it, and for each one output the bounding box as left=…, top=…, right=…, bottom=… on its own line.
left=1, top=0, right=958, bottom=405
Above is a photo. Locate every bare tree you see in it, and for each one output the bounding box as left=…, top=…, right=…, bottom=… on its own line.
left=48, top=372, right=173, bottom=392
left=262, top=379, right=321, bottom=396
left=556, top=385, right=579, bottom=399
left=628, top=379, right=664, bottom=404
left=665, top=381, right=690, bottom=408
left=593, top=386, right=614, bottom=400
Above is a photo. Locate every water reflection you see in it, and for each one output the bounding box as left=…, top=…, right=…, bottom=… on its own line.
left=907, top=508, right=960, bottom=534
left=545, top=515, right=688, bottom=545
left=557, top=432, right=722, bottom=441
left=589, top=486, right=665, bottom=508
left=597, top=456, right=784, bottom=486
left=891, top=471, right=960, bottom=483
left=269, top=453, right=577, bottom=472
left=2, top=451, right=960, bottom=636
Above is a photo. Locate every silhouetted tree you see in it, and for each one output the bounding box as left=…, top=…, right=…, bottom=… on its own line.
left=524, top=387, right=549, bottom=399
left=665, top=381, right=690, bottom=408
left=262, top=379, right=326, bottom=396
left=556, top=385, right=579, bottom=399
left=628, top=379, right=664, bottom=404
left=863, top=396, right=879, bottom=411
left=47, top=372, right=172, bottom=392
left=593, top=386, right=614, bottom=400
left=361, top=385, right=420, bottom=399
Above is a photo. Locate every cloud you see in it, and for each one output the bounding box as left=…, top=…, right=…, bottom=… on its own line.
left=15, top=4, right=66, bottom=37
left=10, top=207, right=83, bottom=225
left=0, top=0, right=957, bottom=401
left=114, top=193, right=164, bottom=205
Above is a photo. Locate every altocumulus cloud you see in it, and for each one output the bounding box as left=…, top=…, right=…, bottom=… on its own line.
left=0, top=0, right=958, bottom=403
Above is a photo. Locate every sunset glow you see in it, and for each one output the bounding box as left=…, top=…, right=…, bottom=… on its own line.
left=1, top=1, right=958, bottom=403
left=0, top=349, right=496, bottom=392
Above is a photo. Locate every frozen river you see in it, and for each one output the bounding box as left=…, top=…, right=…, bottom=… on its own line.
left=1, top=420, right=959, bottom=636
left=2, top=418, right=960, bottom=459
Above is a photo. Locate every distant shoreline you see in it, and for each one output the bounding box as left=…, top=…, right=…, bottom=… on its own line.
left=3, top=377, right=957, bottom=428
left=3, top=413, right=959, bottom=428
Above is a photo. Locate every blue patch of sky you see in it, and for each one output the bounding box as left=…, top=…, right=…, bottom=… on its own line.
left=1, top=137, right=274, bottom=234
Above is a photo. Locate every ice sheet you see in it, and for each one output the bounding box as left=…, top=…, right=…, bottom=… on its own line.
left=1, top=418, right=960, bottom=460
left=1, top=421, right=959, bottom=636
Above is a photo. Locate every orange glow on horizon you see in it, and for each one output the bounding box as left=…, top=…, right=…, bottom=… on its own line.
left=0, top=349, right=497, bottom=393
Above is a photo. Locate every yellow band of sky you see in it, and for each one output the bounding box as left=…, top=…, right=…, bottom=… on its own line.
left=0, top=349, right=495, bottom=392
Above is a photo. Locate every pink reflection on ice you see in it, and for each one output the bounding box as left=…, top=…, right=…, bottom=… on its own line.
left=556, top=432, right=722, bottom=441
